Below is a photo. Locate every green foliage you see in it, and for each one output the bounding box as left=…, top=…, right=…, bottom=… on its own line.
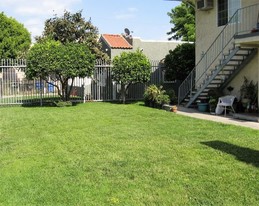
left=0, top=12, right=31, bottom=58
left=167, top=1, right=195, bottom=42
left=208, top=88, right=222, bottom=103
left=240, top=76, right=258, bottom=103
left=165, top=88, right=178, bottom=104
left=157, top=92, right=170, bottom=106
left=54, top=101, right=73, bottom=107
left=26, top=40, right=95, bottom=101
left=144, top=84, right=170, bottom=108
left=164, top=43, right=195, bottom=81
left=144, top=84, right=160, bottom=103
left=36, top=10, right=108, bottom=60
left=112, top=50, right=151, bottom=103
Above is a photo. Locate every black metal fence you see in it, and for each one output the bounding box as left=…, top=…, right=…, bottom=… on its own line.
left=0, top=59, right=175, bottom=106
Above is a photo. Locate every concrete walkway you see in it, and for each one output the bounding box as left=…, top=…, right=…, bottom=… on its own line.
left=177, top=106, right=259, bottom=130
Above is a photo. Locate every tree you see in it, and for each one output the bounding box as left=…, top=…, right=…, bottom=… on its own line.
left=0, top=12, right=31, bottom=59
left=36, top=10, right=107, bottom=60
left=164, top=43, right=195, bottom=81
left=112, top=50, right=151, bottom=104
left=26, top=40, right=95, bottom=101
left=167, top=1, right=195, bottom=42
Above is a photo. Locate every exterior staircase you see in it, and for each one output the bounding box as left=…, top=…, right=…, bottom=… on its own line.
left=178, top=3, right=259, bottom=107
left=185, top=46, right=257, bottom=107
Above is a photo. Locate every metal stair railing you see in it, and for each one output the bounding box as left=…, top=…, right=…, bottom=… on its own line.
left=178, top=3, right=259, bottom=106
left=186, top=46, right=240, bottom=108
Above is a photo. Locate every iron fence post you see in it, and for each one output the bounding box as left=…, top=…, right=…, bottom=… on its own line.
left=40, top=77, right=43, bottom=107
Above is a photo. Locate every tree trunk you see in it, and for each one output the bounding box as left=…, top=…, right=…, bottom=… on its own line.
left=121, top=83, right=126, bottom=104
left=120, top=83, right=131, bottom=104
left=61, top=82, right=67, bottom=101
left=67, top=78, right=74, bottom=101
left=60, top=78, right=68, bottom=101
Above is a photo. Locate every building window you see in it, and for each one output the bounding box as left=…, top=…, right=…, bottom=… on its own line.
left=218, top=0, right=241, bottom=27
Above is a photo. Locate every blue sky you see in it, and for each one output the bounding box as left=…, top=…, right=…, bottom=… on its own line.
left=1, top=0, right=181, bottom=41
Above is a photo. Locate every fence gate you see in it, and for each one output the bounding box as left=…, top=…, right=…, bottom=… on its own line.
left=0, top=59, right=166, bottom=106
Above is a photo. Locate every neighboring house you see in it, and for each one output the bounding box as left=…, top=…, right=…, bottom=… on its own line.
left=179, top=0, right=259, bottom=111
left=99, top=34, right=133, bottom=60
left=99, top=34, right=181, bottom=61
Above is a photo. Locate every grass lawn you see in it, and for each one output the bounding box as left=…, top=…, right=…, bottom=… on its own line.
left=0, top=102, right=259, bottom=205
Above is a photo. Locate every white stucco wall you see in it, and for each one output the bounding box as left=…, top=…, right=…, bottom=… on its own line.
left=195, top=0, right=259, bottom=102
left=111, top=48, right=132, bottom=60
left=242, top=0, right=259, bottom=7
left=224, top=52, right=258, bottom=100
left=132, top=38, right=182, bottom=61
left=195, top=0, right=259, bottom=62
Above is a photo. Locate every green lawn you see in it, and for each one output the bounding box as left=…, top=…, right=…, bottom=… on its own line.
left=0, top=102, right=259, bottom=205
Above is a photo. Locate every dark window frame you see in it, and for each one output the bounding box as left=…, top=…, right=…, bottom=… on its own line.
left=218, top=0, right=228, bottom=26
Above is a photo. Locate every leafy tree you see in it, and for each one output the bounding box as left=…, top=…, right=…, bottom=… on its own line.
left=26, top=40, right=95, bottom=101
left=167, top=1, right=195, bottom=42
left=0, top=12, right=31, bottom=59
left=164, top=43, right=195, bottom=81
left=112, top=50, right=151, bottom=104
left=36, top=10, right=107, bottom=60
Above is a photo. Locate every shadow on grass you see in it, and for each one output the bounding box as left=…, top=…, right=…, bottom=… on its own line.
left=105, top=100, right=141, bottom=105
left=20, top=97, right=81, bottom=107
left=201, top=140, right=259, bottom=168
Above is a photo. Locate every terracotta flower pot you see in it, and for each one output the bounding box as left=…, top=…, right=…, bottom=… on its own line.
left=171, top=106, right=177, bottom=113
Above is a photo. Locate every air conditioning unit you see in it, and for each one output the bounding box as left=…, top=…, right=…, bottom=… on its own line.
left=197, top=0, right=213, bottom=11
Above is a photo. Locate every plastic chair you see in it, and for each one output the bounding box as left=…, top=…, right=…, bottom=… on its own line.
left=215, top=95, right=236, bottom=116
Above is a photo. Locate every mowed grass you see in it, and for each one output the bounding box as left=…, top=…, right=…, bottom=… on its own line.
left=0, top=102, right=259, bottom=205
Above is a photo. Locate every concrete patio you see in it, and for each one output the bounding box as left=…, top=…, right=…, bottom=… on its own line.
left=176, top=106, right=259, bottom=130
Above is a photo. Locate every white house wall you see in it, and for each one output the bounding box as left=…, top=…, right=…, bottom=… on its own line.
left=132, top=38, right=182, bottom=61
left=196, top=0, right=259, bottom=61
left=242, top=0, right=259, bottom=8
left=224, top=53, right=259, bottom=100
left=111, top=48, right=132, bottom=60
left=195, top=0, right=259, bottom=101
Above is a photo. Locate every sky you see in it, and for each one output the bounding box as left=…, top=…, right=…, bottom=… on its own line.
left=0, top=0, right=181, bottom=42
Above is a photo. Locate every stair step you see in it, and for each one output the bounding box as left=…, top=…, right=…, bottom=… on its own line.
left=212, top=78, right=227, bottom=83
left=223, top=68, right=235, bottom=71
left=212, top=78, right=223, bottom=81
left=239, top=47, right=254, bottom=50
left=235, top=53, right=249, bottom=57
left=209, top=85, right=221, bottom=88
left=228, top=58, right=243, bottom=61
left=226, top=63, right=240, bottom=66
left=181, top=45, right=256, bottom=108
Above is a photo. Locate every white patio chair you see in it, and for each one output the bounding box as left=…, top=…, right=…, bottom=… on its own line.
left=215, top=95, right=236, bottom=116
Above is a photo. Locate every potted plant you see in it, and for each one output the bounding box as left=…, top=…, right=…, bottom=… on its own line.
left=143, top=85, right=169, bottom=108
left=156, top=92, right=170, bottom=108
left=197, top=99, right=209, bottom=112
left=171, top=105, right=177, bottom=113
left=143, top=84, right=160, bottom=107
left=207, top=88, right=223, bottom=114
left=240, top=76, right=258, bottom=110
left=208, top=98, right=217, bottom=114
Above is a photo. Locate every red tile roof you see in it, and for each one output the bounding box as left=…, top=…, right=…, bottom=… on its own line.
left=101, top=34, right=133, bottom=49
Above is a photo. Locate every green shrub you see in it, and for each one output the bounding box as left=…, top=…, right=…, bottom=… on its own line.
left=144, top=85, right=169, bottom=108
left=165, top=88, right=178, bottom=104
left=164, top=43, right=195, bottom=81
left=144, top=84, right=160, bottom=105
left=157, top=93, right=170, bottom=106
left=54, top=101, right=73, bottom=107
